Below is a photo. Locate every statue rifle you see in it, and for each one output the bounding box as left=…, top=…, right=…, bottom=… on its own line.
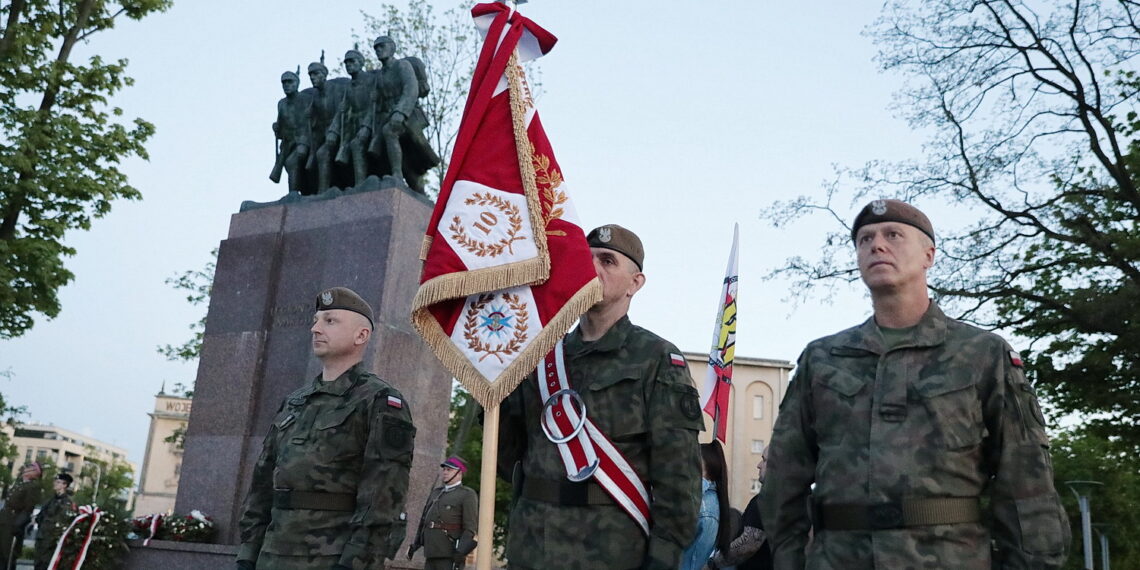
left=269, top=134, right=285, bottom=183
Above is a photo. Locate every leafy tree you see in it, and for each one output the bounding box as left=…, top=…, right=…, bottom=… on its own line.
left=73, top=452, right=134, bottom=517
left=0, top=0, right=172, bottom=339
left=157, top=249, right=216, bottom=364
left=765, top=0, right=1140, bottom=448
left=1050, top=426, right=1140, bottom=569
left=447, top=385, right=511, bottom=554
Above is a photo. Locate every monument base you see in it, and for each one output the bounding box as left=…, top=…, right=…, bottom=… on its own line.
left=125, top=187, right=450, bottom=569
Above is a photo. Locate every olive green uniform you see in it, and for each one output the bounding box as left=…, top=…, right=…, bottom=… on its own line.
left=498, top=316, right=704, bottom=570
left=237, top=362, right=416, bottom=570
left=0, top=478, right=43, bottom=569
left=760, top=303, right=1069, bottom=569
left=413, top=483, right=477, bottom=570
left=33, top=491, right=74, bottom=570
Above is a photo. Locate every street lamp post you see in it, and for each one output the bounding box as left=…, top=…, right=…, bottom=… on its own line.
left=1066, top=480, right=1104, bottom=570
left=1092, top=524, right=1110, bottom=570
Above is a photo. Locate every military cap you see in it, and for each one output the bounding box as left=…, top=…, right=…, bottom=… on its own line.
left=441, top=456, right=468, bottom=473
left=344, top=49, right=365, bottom=62
left=307, top=61, right=328, bottom=74
left=851, top=199, right=935, bottom=245
left=586, top=224, right=645, bottom=270
left=315, top=287, right=374, bottom=329
left=280, top=71, right=299, bottom=82
left=373, top=35, right=394, bottom=47
left=55, top=472, right=73, bottom=485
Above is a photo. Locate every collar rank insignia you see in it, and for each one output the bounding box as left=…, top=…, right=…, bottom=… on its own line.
left=669, top=352, right=686, bottom=367
left=320, top=291, right=334, bottom=306
left=871, top=199, right=888, bottom=215
left=598, top=227, right=612, bottom=243
left=1008, top=350, right=1023, bottom=367
left=387, top=395, right=404, bottom=409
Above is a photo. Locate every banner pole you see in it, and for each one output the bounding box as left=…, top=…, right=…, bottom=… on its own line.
left=476, top=403, right=500, bottom=570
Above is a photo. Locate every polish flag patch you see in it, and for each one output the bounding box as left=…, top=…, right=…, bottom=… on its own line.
left=387, top=395, right=404, bottom=409
left=670, top=353, right=687, bottom=367
left=1008, top=351, right=1023, bottom=367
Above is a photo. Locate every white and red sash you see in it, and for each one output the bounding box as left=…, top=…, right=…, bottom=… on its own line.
left=537, top=342, right=651, bottom=535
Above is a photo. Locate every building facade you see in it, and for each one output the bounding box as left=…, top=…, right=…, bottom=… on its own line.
left=133, top=393, right=191, bottom=515
left=684, top=352, right=794, bottom=509
left=6, top=422, right=137, bottom=504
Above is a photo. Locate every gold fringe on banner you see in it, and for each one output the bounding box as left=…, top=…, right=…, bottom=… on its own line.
left=411, top=278, right=601, bottom=408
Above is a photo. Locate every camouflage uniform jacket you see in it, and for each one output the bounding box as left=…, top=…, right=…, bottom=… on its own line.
left=498, top=316, right=704, bottom=570
left=34, top=491, right=75, bottom=570
left=413, top=483, right=477, bottom=559
left=759, top=303, right=1070, bottom=569
left=237, top=362, right=416, bottom=569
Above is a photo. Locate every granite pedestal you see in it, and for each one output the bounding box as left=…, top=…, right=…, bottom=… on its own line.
left=125, top=187, right=451, bottom=569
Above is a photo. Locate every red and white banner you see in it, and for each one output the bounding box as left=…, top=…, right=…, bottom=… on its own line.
left=412, top=3, right=600, bottom=407
left=49, top=504, right=103, bottom=570
left=537, top=343, right=651, bottom=534
left=700, top=224, right=739, bottom=443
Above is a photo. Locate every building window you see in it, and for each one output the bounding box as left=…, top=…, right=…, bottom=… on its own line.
left=752, top=395, right=765, bottom=419
left=36, top=449, right=47, bottom=460
left=23, top=448, right=32, bottom=463
left=751, top=439, right=765, bottom=454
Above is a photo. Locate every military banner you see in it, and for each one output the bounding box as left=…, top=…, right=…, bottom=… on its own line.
left=412, top=2, right=600, bottom=408
left=700, top=224, right=739, bottom=443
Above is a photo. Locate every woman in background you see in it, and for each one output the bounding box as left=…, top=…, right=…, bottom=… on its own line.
left=681, top=441, right=732, bottom=570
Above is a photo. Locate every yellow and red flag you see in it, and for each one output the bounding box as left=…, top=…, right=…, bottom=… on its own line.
left=412, top=3, right=600, bottom=407
left=700, top=224, right=739, bottom=443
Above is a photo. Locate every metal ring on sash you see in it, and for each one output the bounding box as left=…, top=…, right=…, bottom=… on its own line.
left=541, top=389, right=589, bottom=444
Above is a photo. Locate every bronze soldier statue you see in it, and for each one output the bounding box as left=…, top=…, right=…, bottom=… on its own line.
left=497, top=224, right=704, bottom=570
left=759, top=199, right=1070, bottom=568
left=236, top=287, right=416, bottom=570
left=328, top=50, right=377, bottom=188
left=304, top=59, right=349, bottom=193
left=408, top=457, right=477, bottom=570
left=368, top=36, right=440, bottom=194
left=269, top=70, right=311, bottom=195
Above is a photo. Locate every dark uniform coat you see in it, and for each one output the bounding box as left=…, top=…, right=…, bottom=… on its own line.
left=759, top=303, right=1070, bottom=569
left=498, top=316, right=704, bottom=570
left=33, top=491, right=74, bottom=570
left=413, top=483, right=477, bottom=570
left=237, top=362, right=416, bottom=570
left=0, top=478, right=43, bottom=569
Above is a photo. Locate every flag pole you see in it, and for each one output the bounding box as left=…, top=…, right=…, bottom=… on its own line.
left=476, top=404, right=500, bottom=570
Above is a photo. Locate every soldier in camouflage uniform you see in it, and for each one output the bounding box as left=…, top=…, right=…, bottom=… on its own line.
left=759, top=200, right=1070, bottom=569
left=408, top=457, right=477, bottom=570
left=236, top=287, right=416, bottom=570
left=498, top=224, right=704, bottom=570
left=0, top=462, right=43, bottom=570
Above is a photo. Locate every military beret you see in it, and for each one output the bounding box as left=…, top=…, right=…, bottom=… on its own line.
left=440, top=456, right=468, bottom=473
left=315, top=287, right=374, bottom=329
left=851, top=199, right=935, bottom=245
left=586, top=224, right=645, bottom=270
left=55, top=472, right=73, bottom=485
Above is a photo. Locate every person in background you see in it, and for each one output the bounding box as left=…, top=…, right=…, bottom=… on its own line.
left=34, top=472, right=75, bottom=570
left=707, top=448, right=771, bottom=570
left=681, top=441, right=732, bottom=570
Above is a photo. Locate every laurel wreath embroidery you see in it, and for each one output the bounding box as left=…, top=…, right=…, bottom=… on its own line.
left=533, top=153, right=568, bottom=237
left=463, top=293, right=530, bottom=363
left=448, top=192, right=526, bottom=257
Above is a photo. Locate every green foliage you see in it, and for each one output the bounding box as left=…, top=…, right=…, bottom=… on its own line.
left=157, top=249, right=216, bottom=364
left=1050, top=426, right=1140, bottom=569
left=763, top=0, right=1140, bottom=448
left=72, top=453, right=134, bottom=518
left=0, top=0, right=172, bottom=339
left=0, top=386, right=26, bottom=491
left=446, top=385, right=511, bottom=554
